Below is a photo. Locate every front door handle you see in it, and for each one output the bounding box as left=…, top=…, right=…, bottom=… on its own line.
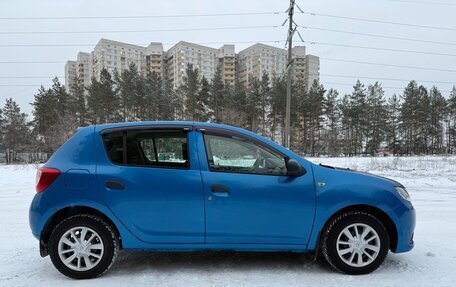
left=211, top=185, right=230, bottom=197
left=105, top=180, right=125, bottom=190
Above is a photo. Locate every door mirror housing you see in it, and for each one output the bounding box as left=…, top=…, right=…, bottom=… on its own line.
left=286, top=158, right=306, bottom=177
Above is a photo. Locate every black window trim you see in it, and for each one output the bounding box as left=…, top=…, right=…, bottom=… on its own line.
left=101, top=126, right=191, bottom=170
left=199, top=126, right=288, bottom=176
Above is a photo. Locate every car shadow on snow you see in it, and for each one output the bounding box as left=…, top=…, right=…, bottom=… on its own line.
left=107, top=250, right=335, bottom=275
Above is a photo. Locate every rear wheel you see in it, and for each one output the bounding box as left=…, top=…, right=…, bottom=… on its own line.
left=321, top=211, right=389, bottom=275
left=48, top=214, right=119, bottom=279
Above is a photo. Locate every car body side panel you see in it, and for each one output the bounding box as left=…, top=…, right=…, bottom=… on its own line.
left=94, top=127, right=206, bottom=244
left=307, top=164, right=416, bottom=253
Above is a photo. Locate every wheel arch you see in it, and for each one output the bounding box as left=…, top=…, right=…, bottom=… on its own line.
left=318, top=204, right=398, bottom=252
left=40, top=205, right=122, bottom=257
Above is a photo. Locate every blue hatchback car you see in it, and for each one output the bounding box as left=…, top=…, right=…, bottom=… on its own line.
left=29, top=122, right=415, bottom=279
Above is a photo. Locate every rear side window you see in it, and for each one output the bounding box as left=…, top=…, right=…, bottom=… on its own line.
left=102, top=129, right=189, bottom=169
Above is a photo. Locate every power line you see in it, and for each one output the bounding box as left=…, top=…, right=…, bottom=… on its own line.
left=0, top=25, right=279, bottom=35
left=0, top=84, right=49, bottom=87
left=299, top=11, right=456, bottom=31
left=320, top=58, right=456, bottom=73
left=0, top=11, right=284, bottom=20
left=0, top=76, right=63, bottom=79
left=0, top=40, right=285, bottom=48
left=321, top=82, right=453, bottom=93
left=375, top=0, right=456, bottom=6
left=303, top=39, right=456, bottom=57
left=300, top=25, right=456, bottom=46
left=0, top=61, right=65, bottom=64
left=321, top=74, right=455, bottom=84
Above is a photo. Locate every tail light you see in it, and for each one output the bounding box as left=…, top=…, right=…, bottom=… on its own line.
left=36, top=167, right=61, bottom=193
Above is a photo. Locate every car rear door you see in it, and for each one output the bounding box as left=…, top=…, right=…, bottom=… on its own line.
left=96, top=125, right=205, bottom=244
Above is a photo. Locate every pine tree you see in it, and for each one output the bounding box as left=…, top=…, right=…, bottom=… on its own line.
left=428, top=86, right=447, bottom=153
left=448, top=86, right=456, bottom=153
left=269, top=76, right=286, bottom=143
left=115, top=63, right=145, bottom=121
left=160, top=71, right=178, bottom=120
left=180, top=64, right=201, bottom=121
left=350, top=80, right=368, bottom=155
left=258, top=72, right=271, bottom=136
left=246, top=76, right=262, bottom=133
left=209, top=65, right=226, bottom=123
left=324, top=88, right=340, bottom=156
left=144, top=71, right=161, bottom=121
left=401, top=81, right=430, bottom=154
left=226, top=78, right=248, bottom=128
left=307, top=80, right=326, bottom=156
left=386, top=94, right=402, bottom=155
left=69, top=78, right=87, bottom=126
left=1, top=99, right=29, bottom=163
left=196, top=76, right=211, bottom=122
left=365, top=82, right=388, bottom=155
left=291, top=78, right=307, bottom=153
left=87, top=68, right=118, bottom=124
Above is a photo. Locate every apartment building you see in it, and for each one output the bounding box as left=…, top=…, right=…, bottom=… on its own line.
left=304, top=55, right=320, bottom=88
left=64, top=52, right=90, bottom=94
left=76, top=52, right=90, bottom=87
left=65, top=39, right=319, bottom=92
left=89, top=39, right=148, bottom=80
left=166, top=41, right=235, bottom=88
left=237, top=43, right=319, bottom=90
left=64, top=61, right=76, bottom=94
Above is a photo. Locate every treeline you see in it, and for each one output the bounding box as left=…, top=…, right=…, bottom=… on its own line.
left=1, top=62, right=456, bottom=163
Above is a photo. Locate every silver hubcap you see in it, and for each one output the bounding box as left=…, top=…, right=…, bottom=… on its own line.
left=336, top=223, right=381, bottom=267
left=58, top=226, right=104, bottom=271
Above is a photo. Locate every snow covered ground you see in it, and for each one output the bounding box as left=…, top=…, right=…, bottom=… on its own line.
left=0, top=156, right=455, bottom=287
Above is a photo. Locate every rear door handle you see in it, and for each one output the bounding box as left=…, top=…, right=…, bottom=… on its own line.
left=105, top=180, right=125, bottom=190
left=211, top=185, right=230, bottom=197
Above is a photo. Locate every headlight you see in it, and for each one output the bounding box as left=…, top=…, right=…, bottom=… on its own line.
left=396, top=186, right=411, bottom=201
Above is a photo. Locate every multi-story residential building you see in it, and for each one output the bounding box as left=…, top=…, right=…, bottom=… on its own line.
left=65, top=39, right=319, bottom=92
left=89, top=39, right=146, bottom=80
left=64, top=60, right=77, bottom=94
left=237, top=43, right=319, bottom=90
left=217, top=44, right=236, bottom=87
left=304, top=55, right=320, bottom=88
left=237, top=43, right=288, bottom=87
left=165, top=41, right=235, bottom=88
left=64, top=52, right=90, bottom=94
left=76, top=52, right=90, bottom=88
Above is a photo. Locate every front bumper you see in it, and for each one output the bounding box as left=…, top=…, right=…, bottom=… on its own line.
left=392, top=201, right=416, bottom=253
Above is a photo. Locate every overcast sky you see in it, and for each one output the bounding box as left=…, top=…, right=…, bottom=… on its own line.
left=0, top=0, right=455, bottom=115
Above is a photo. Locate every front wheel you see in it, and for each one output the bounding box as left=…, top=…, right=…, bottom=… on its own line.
left=48, top=214, right=119, bottom=279
left=321, top=211, right=389, bottom=275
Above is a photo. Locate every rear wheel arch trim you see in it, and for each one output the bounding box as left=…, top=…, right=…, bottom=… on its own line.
left=40, top=205, right=122, bottom=256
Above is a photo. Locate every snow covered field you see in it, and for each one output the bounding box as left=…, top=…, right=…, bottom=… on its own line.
left=0, top=156, right=455, bottom=287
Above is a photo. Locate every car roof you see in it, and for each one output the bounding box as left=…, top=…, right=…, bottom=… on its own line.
left=93, top=121, right=247, bottom=134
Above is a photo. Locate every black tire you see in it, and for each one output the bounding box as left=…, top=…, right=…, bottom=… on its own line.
left=321, top=211, right=389, bottom=275
left=48, top=214, right=119, bottom=279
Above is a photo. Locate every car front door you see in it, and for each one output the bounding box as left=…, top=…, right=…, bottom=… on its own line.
left=96, top=126, right=205, bottom=244
left=196, top=128, right=316, bottom=245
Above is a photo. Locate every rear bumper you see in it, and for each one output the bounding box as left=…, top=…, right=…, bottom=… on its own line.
left=29, top=192, right=55, bottom=240
left=392, top=201, right=416, bottom=253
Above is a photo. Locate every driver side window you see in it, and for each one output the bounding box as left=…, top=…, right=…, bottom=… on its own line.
left=203, top=134, right=287, bottom=175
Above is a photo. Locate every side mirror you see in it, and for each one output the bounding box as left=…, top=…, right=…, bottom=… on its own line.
left=286, top=158, right=306, bottom=177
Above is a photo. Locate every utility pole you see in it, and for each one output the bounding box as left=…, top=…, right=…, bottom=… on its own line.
left=284, top=0, right=295, bottom=149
